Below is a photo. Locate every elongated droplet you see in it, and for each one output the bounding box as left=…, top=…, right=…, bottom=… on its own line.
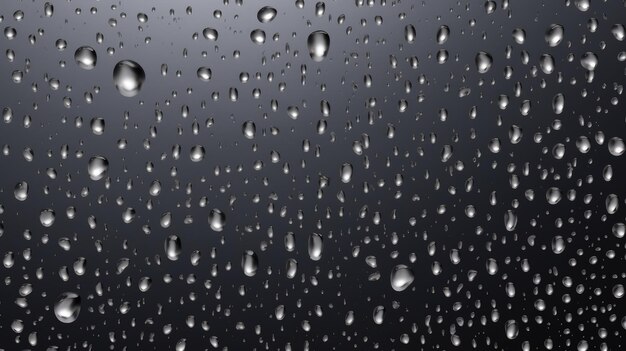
left=208, top=208, right=226, bottom=232
left=475, top=51, right=493, bottom=73
left=307, top=30, right=330, bottom=62
left=257, top=6, right=277, bottom=23
left=164, top=235, right=182, bottom=261
left=308, top=233, right=323, bottom=261
left=241, top=250, right=259, bottom=277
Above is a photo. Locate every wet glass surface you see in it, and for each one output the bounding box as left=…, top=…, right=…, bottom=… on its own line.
left=1, top=1, right=626, bottom=349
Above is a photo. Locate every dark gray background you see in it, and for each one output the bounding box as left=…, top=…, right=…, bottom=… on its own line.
left=1, top=0, right=625, bottom=350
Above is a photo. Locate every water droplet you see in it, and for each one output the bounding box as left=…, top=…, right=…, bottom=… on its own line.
left=241, top=250, right=259, bottom=277
left=373, top=305, right=385, bottom=325
left=580, top=52, right=598, bottom=71
left=250, top=29, right=266, bottom=44
left=340, top=163, right=353, bottom=183
left=74, top=46, right=97, bottom=70
left=208, top=208, right=226, bottom=232
left=14, top=181, right=28, bottom=201
left=39, top=209, right=55, bottom=227
left=257, top=6, right=277, bottom=23
left=54, top=292, right=81, bottom=323
left=164, top=235, right=182, bottom=261
left=475, top=51, right=493, bottom=73
left=405, top=24, right=416, bottom=43
left=113, top=60, right=145, bottom=97
left=308, top=233, right=323, bottom=261
left=190, top=145, right=205, bottom=162
left=505, top=320, right=519, bottom=339
left=390, top=265, right=415, bottom=292
left=242, top=121, right=256, bottom=139
left=545, top=24, right=564, bottom=47
left=608, top=137, right=625, bottom=156
left=197, top=67, right=212, bottom=81
left=436, top=25, right=450, bottom=44
left=307, top=30, right=330, bottom=62
left=202, top=27, right=218, bottom=41
left=88, top=156, right=109, bottom=181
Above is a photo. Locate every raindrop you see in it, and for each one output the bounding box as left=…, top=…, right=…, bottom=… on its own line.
left=307, top=30, right=330, bottom=62
left=74, top=46, right=97, bottom=70
left=113, top=60, right=146, bottom=97
left=475, top=52, right=493, bottom=73
left=54, top=292, right=81, bottom=323
left=390, top=265, right=415, bottom=292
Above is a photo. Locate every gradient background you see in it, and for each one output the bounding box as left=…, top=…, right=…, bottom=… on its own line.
left=1, top=0, right=625, bottom=349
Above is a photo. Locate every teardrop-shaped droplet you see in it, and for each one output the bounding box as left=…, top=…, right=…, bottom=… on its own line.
left=580, top=52, right=598, bottom=71
left=242, top=121, right=256, bottom=139
left=54, top=292, right=81, bottom=323
left=373, top=305, right=385, bottom=325
left=208, top=208, right=226, bottom=232
left=504, top=210, right=517, bottom=232
left=405, top=24, right=416, bottom=43
left=286, top=258, right=298, bottom=278
left=241, top=250, right=259, bottom=277
left=164, top=235, right=182, bottom=261
left=190, top=145, right=205, bottom=162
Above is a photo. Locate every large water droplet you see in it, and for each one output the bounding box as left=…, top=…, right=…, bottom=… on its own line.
left=74, top=46, right=97, bottom=70
left=475, top=51, right=493, bottom=73
left=113, top=60, right=145, bottom=97
left=208, top=208, right=226, bottom=232
left=390, top=265, right=415, bottom=292
left=54, top=292, right=81, bottom=323
left=580, top=52, right=598, bottom=71
left=307, top=30, right=330, bottom=62
left=164, top=235, right=182, bottom=261
left=250, top=29, right=266, bottom=44
left=242, top=121, right=256, bottom=139
left=308, top=233, right=323, bottom=261
left=373, top=305, right=385, bottom=325
left=14, top=181, right=28, bottom=201
left=505, top=320, right=519, bottom=339
left=88, top=156, right=109, bottom=181
left=257, top=6, right=277, bottom=23
left=436, top=25, right=449, bottom=45
left=405, top=24, right=416, bottom=43
left=241, top=250, right=259, bottom=277
left=545, top=24, right=564, bottom=47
